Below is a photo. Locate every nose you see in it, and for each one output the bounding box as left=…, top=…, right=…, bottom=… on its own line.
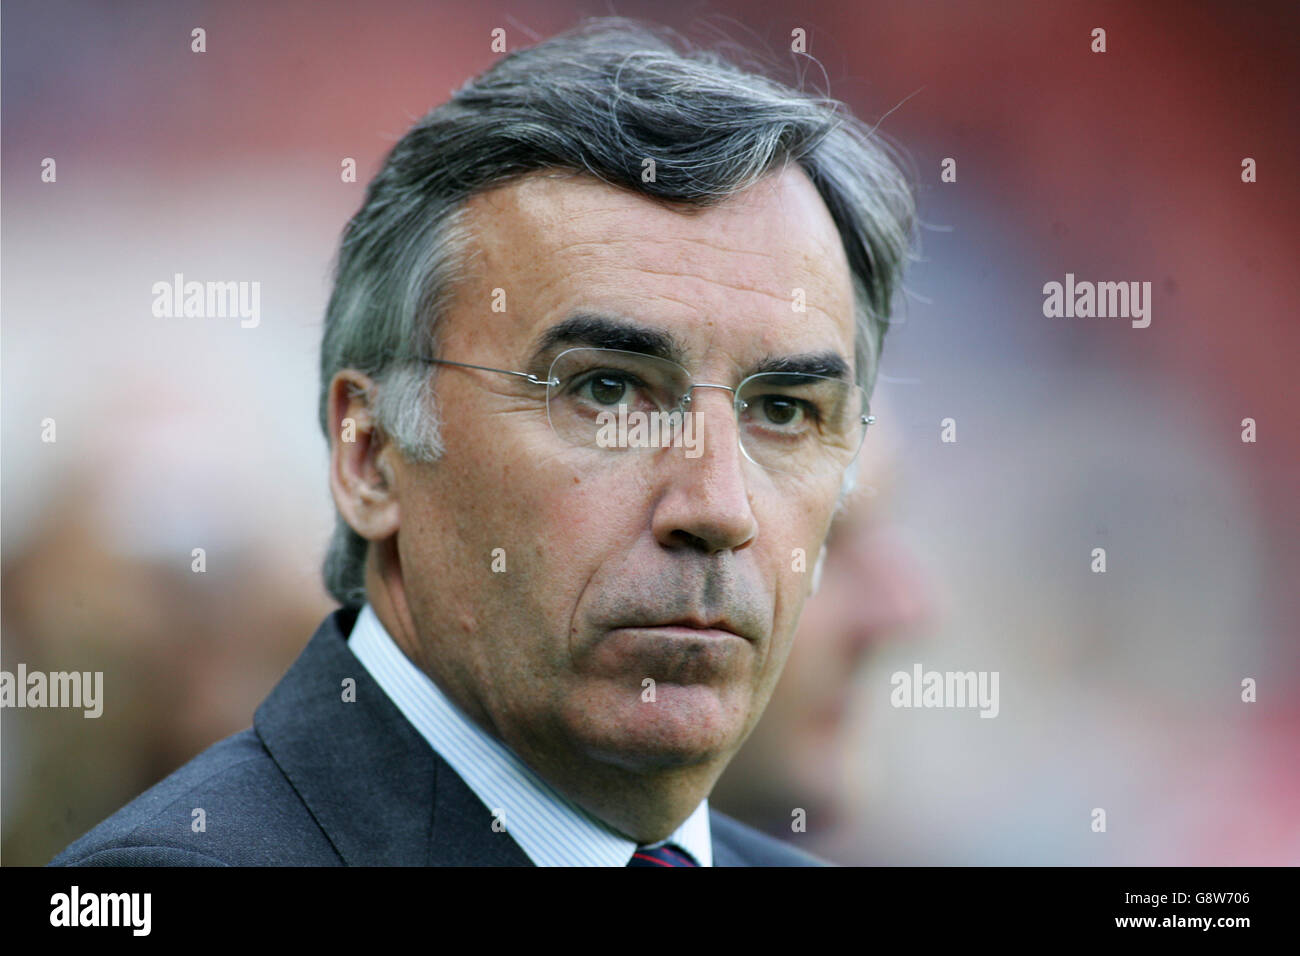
left=650, top=387, right=758, bottom=554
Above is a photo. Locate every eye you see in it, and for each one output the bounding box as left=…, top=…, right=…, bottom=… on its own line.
left=754, top=394, right=818, bottom=430
left=576, top=370, right=639, bottom=406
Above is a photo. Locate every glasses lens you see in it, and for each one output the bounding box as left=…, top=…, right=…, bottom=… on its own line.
left=735, top=372, right=868, bottom=475
left=546, top=348, right=689, bottom=450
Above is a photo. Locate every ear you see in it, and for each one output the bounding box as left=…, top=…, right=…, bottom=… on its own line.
left=809, top=542, right=827, bottom=597
left=327, top=370, right=402, bottom=542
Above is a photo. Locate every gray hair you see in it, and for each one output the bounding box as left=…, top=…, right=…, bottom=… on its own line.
left=319, top=16, right=916, bottom=608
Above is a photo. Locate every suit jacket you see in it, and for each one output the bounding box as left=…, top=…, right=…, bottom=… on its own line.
left=50, top=609, right=826, bottom=866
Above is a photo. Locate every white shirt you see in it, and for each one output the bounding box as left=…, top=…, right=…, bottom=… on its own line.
left=347, top=603, right=712, bottom=866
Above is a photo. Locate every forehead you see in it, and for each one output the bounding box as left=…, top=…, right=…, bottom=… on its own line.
left=451, top=166, right=856, bottom=374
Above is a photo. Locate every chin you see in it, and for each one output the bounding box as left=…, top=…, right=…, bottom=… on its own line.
left=570, top=683, right=747, bottom=772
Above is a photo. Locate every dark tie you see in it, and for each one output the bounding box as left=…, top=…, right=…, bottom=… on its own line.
left=627, top=843, right=699, bottom=867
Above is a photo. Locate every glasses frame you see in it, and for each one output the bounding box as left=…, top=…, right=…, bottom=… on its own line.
left=422, top=347, right=877, bottom=472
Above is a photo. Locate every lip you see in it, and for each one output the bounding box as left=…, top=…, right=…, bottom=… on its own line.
left=616, top=622, right=747, bottom=641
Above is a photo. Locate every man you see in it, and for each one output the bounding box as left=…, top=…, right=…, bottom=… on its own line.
left=51, top=17, right=914, bottom=867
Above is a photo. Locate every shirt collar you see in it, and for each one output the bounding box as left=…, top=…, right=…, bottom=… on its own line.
left=347, top=603, right=712, bottom=866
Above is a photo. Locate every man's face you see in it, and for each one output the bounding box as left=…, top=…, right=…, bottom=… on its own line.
left=389, top=166, right=857, bottom=786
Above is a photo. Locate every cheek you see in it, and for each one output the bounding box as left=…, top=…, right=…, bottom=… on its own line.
left=762, top=496, right=837, bottom=670
left=489, top=464, right=649, bottom=629
left=765, top=614, right=801, bottom=684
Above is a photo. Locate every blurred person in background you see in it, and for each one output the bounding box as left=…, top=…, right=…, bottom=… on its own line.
left=1, top=387, right=331, bottom=866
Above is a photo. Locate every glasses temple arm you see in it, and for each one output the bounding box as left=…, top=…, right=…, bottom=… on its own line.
left=424, top=357, right=559, bottom=387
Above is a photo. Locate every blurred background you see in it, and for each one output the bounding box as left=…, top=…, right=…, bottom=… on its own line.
left=3, top=0, right=1296, bottom=865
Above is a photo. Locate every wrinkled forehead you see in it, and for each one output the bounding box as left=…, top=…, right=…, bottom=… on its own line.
left=453, top=166, right=857, bottom=380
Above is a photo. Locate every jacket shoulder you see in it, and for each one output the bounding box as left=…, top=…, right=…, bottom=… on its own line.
left=709, top=809, right=832, bottom=867
left=48, top=729, right=338, bottom=867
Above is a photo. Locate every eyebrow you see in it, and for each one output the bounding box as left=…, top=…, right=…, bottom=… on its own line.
left=526, top=311, right=853, bottom=381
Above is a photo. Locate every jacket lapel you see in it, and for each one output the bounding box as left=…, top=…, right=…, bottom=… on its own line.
left=254, top=609, right=532, bottom=866
left=708, top=810, right=749, bottom=867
